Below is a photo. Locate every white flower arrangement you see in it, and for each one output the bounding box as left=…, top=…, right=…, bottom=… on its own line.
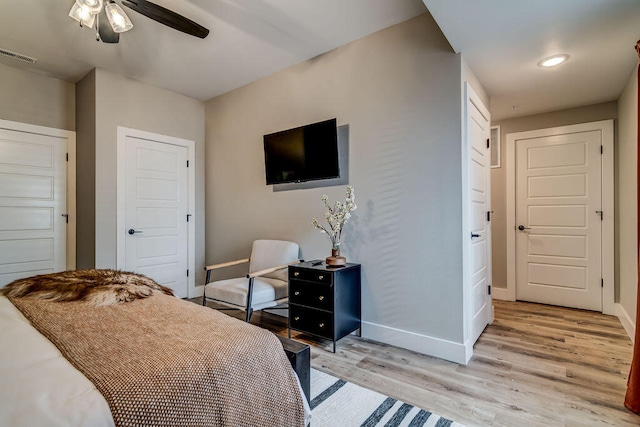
left=312, top=186, right=357, bottom=251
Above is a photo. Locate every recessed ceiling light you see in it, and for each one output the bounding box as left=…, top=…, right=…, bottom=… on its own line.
left=538, top=54, right=569, bottom=68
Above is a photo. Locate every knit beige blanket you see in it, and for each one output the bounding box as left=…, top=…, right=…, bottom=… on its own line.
left=9, top=293, right=305, bottom=427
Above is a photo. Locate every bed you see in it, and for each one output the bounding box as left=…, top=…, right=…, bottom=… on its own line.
left=0, top=269, right=310, bottom=426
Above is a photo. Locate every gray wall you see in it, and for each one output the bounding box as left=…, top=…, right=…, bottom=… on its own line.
left=205, top=13, right=466, bottom=346
left=490, top=102, right=618, bottom=290
left=0, top=62, right=75, bottom=131
left=75, top=69, right=206, bottom=287
left=617, top=66, right=638, bottom=322
left=76, top=70, right=96, bottom=269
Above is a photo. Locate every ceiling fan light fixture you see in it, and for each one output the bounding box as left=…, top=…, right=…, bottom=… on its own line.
left=105, top=1, right=133, bottom=33
left=68, top=2, right=96, bottom=28
left=538, top=54, right=569, bottom=68
left=75, top=0, right=103, bottom=15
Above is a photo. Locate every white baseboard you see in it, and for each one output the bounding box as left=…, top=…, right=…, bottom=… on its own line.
left=492, top=286, right=510, bottom=301
left=362, top=321, right=470, bottom=365
left=616, top=303, right=635, bottom=342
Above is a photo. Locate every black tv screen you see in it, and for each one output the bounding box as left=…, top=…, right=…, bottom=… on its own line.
left=263, top=118, right=339, bottom=185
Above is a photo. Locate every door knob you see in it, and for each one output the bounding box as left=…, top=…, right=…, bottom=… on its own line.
left=471, top=233, right=481, bottom=238
left=518, top=225, right=531, bottom=231
left=128, top=228, right=143, bottom=235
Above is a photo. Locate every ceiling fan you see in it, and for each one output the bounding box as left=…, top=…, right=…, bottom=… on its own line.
left=68, top=0, right=209, bottom=43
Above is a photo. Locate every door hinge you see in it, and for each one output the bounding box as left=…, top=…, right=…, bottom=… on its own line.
left=596, top=210, right=603, bottom=221
left=187, top=269, right=190, bottom=277
left=66, top=153, right=69, bottom=161
left=486, top=138, right=490, bottom=149
left=601, top=278, right=604, bottom=288
left=600, top=145, right=603, bottom=154
left=187, top=160, right=189, bottom=167
left=61, top=214, right=69, bottom=223
left=487, top=210, right=493, bottom=222
left=187, top=214, right=192, bottom=222
left=488, top=285, right=491, bottom=295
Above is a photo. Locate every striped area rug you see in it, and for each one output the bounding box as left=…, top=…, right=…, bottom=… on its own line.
left=310, top=369, right=465, bottom=427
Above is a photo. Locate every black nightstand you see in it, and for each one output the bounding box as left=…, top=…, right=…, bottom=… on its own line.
left=288, top=260, right=361, bottom=353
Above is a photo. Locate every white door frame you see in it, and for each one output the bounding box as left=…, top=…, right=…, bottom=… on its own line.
left=116, top=127, right=196, bottom=297
left=505, top=120, right=614, bottom=315
left=0, top=119, right=76, bottom=271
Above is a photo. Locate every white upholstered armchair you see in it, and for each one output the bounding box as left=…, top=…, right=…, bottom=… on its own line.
left=202, top=240, right=301, bottom=322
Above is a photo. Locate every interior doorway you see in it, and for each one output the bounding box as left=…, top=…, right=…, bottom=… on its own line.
left=464, top=83, right=493, bottom=350
left=0, top=119, right=75, bottom=287
left=505, top=120, right=614, bottom=315
left=116, top=127, right=195, bottom=298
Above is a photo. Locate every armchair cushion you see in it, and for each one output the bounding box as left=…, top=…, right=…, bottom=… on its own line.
left=205, top=277, right=288, bottom=308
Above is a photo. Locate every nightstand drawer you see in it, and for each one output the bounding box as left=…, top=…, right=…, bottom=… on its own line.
left=290, top=306, right=334, bottom=339
left=289, top=268, right=332, bottom=285
left=290, top=280, right=333, bottom=311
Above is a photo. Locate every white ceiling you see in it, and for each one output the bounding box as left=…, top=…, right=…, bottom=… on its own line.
left=0, top=1, right=638, bottom=120
left=0, top=0, right=426, bottom=101
left=424, top=0, right=640, bottom=120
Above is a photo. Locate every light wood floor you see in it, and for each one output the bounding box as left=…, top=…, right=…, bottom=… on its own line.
left=195, top=299, right=639, bottom=426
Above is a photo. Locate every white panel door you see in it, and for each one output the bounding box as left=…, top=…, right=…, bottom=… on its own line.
left=0, top=129, right=66, bottom=286
left=124, top=136, right=188, bottom=298
left=516, top=131, right=602, bottom=311
left=467, top=88, right=492, bottom=345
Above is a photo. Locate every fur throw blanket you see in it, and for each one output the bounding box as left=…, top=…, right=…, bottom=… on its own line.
left=1, top=269, right=174, bottom=306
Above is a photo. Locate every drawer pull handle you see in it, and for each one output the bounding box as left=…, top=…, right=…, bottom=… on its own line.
left=294, top=316, right=300, bottom=321
left=318, top=296, right=324, bottom=301
left=319, top=322, right=325, bottom=328
left=294, top=291, right=300, bottom=296
left=294, top=272, right=300, bottom=277
left=318, top=275, right=324, bottom=280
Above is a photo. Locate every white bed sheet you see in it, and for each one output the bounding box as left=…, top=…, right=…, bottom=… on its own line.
left=0, top=295, right=311, bottom=426
left=0, top=296, right=115, bottom=427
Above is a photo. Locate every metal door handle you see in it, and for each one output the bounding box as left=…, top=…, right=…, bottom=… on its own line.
left=318, top=275, right=324, bottom=280
left=517, top=225, right=531, bottom=231
left=318, top=296, right=324, bottom=301
left=128, top=228, right=143, bottom=235
left=294, top=291, right=300, bottom=296
left=471, top=233, right=481, bottom=238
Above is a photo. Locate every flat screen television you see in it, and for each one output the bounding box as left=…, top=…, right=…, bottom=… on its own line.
left=263, top=118, right=339, bottom=185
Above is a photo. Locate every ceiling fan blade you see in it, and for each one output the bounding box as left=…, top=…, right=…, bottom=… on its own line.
left=98, top=7, right=120, bottom=43
left=121, top=0, right=209, bottom=39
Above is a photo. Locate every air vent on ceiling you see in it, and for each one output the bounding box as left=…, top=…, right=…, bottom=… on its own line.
left=0, top=48, right=37, bottom=64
